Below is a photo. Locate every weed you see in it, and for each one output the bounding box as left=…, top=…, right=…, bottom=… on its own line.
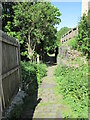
left=54, top=63, right=88, bottom=118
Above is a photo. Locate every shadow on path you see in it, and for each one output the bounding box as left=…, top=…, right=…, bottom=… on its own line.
left=21, top=75, right=42, bottom=119
left=21, top=95, right=42, bottom=119
left=21, top=55, right=58, bottom=119
left=33, top=65, right=63, bottom=118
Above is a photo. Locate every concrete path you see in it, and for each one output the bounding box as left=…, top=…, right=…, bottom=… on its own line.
left=33, top=65, right=63, bottom=119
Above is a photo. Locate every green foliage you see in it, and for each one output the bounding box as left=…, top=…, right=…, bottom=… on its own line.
left=56, top=27, right=71, bottom=46
left=2, top=2, right=61, bottom=61
left=68, top=37, right=78, bottom=49
left=37, top=63, right=47, bottom=84
left=67, top=11, right=90, bottom=57
left=7, top=61, right=47, bottom=119
left=21, top=61, right=37, bottom=95
left=21, top=61, right=47, bottom=95
left=2, top=2, right=15, bottom=31
left=77, top=12, right=90, bottom=55
left=54, top=64, right=88, bottom=118
left=88, top=10, right=90, bottom=38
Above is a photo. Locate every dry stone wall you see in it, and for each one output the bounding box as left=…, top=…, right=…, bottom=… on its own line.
left=57, top=46, right=81, bottom=65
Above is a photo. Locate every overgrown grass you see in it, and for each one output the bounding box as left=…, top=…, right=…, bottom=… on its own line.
left=54, top=63, right=88, bottom=118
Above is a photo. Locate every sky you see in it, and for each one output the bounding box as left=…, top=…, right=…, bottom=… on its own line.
left=51, top=1, right=82, bottom=31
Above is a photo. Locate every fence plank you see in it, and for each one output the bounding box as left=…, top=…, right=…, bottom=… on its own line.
left=2, top=66, right=20, bottom=79
left=0, top=30, right=21, bottom=115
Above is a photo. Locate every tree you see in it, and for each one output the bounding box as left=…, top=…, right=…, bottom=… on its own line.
left=2, top=2, right=16, bottom=31
left=3, top=2, right=61, bottom=61
left=77, top=12, right=89, bottom=55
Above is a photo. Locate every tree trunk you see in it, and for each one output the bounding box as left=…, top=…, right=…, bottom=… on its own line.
left=28, top=32, right=32, bottom=60
left=37, top=54, right=39, bottom=63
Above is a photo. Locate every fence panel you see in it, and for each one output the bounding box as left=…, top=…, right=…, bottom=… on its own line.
left=0, top=30, right=21, bottom=114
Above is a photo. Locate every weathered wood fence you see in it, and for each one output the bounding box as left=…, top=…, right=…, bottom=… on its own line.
left=0, top=30, right=21, bottom=115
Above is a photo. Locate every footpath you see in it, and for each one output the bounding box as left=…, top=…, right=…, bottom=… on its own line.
left=33, top=65, right=63, bottom=119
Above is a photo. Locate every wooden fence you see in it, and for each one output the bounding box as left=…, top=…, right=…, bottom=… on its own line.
left=0, top=30, right=21, bottom=115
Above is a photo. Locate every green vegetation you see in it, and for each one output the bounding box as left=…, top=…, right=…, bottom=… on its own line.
left=56, top=27, right=71, bottom=46
left=2, top=2, right=61, bottom=61
left=67, top=37, right=78, bottom=50
left=66, top=11, right=90, bottom=57
left=2, top=2, right=89, bottom=119
left=77, top=12, right=89, bottom=55
left=36, top=63, right=47, bottom=84
left=54, top=61, right=88, bottom=118
left=56, top=10, right=89, bottom=119
left=7, top=61, right=47, bottom=119
left=21, top=61, right=47, bottom=95
left=60, top=11, right=90, bottom=59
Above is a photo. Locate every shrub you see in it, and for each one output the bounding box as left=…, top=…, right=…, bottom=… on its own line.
left=68, top=37, right=77, bottom=49
left=77, top=13, right=89, bottom=55
left=36, top=63, right=47, bottom=84
left=7, top=61, right=47, bottom=119
left=21, top=61, right=47, bottom=95
left=54, top=64, right=88, bottom=118
left=21, top=61, right=37, bottom=95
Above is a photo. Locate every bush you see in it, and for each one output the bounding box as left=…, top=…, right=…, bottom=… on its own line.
left=7, top=61, right=47, bottom=119
left=77, top=13, right=89, bottom=55
left=21, top=61, right=47, bottom=95
left=36, top=63, right=47, bottom=84
left=21, top=61, right=37, bottom=95
left=68, top=12, right=89, bottom=57
left=68, top=37, right=77, bottom=49
left=54, top=64, right=88, bottom=118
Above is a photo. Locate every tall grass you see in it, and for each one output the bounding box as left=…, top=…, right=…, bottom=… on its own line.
left=54, top=64, right=88, bottom=118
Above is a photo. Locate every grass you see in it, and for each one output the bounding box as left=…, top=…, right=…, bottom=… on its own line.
left=54, top=58, right=88, bottom=118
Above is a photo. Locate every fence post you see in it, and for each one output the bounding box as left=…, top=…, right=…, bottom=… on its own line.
left=0, top=2, right=2, bottom=117
left=17, top=39, right=22, bottom=91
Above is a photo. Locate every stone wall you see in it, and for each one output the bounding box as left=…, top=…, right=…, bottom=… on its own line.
left=57, top=46, right=81, bottom=65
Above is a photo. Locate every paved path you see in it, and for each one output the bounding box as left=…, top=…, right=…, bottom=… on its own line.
left=33, top=65, right=63, bottom=119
